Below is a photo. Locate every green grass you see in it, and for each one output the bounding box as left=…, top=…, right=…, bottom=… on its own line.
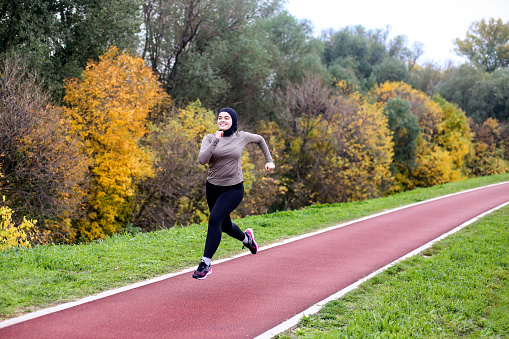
left=1, top=174, right=509, bottom=323
left=278, top=203, right=509, bottom=338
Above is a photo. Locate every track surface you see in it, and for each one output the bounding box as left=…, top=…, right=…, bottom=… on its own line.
left=2, top=182, right=509, bottom=338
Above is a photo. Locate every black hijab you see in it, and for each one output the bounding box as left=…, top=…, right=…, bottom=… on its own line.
left=219, top=107, right=238, bottom=137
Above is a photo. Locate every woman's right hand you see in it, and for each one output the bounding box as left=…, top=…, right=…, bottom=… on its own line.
left=215, top=131, right=224, bottom=139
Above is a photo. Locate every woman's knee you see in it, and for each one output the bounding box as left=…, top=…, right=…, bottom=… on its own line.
left=221, top=220, right=233, bottom=233
left=208, top=210, right=225, bottom=228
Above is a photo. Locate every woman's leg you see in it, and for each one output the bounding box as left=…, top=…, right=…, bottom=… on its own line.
left=222, top=221, right=245, bottom=241
left=203, top=183, right=244, bottom=259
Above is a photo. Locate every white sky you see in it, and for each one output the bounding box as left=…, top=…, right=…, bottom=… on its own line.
left=285, top=0, right=509, bottom=65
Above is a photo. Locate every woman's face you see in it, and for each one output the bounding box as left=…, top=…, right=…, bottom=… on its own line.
left=217, top=112, right=233, bottom=131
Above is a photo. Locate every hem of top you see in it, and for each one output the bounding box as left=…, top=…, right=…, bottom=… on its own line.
left=206, top=180, right=244, bottom=187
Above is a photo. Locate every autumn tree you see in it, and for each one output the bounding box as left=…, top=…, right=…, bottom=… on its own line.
left=275, top=75, right=393, bottom=209
left=468, top=118, right=509, bottom=176
left=326, top=85, right=394, bottom=202
left=0, top=54, right=89, bottom=242
left=433, top=95, right=473, bottom=176
left=64, top=47, right=165, bottom=241
left=454, top=18, right=509, bottom=72
left=375, top=82, right=443, bottom=142
left=275, top=73, right=332, bottom=208
left=132, top=100, right=216, bottom=230
left=373, top=82, right=473, bottom=189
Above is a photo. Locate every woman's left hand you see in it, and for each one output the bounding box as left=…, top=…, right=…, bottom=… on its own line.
left=265, top=162, right=275, bottom=173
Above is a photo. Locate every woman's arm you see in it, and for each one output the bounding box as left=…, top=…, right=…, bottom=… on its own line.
left=198, top=134, right=220, bottom=165
left=244, top=132, right=275, bottom=172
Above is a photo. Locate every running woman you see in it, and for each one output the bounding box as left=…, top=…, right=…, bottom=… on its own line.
left=192, top=107, right=275, bottom=279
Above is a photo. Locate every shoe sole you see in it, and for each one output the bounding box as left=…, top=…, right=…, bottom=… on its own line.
left=245, top=228, right=258, bottom=254
left=193, top=268, right=212, bottom=280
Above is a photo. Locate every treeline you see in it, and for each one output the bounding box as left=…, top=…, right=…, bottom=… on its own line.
left=1, top=0, right=509, bottom=246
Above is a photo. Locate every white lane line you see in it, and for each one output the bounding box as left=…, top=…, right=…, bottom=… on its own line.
left=254, top=199, right=509, bottom=339
left=1, top=181, right=508, bottom=330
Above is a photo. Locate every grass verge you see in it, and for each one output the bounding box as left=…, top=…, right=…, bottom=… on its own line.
left=1, top=174, right=509, bottom=321
left=278, top=203, right=509, bottom=338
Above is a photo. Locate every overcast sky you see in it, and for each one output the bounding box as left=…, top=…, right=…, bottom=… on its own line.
left=284, top=0, right=509, bottom=65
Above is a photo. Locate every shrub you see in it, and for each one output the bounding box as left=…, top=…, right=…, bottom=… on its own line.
left=0, top=196, right=36, bottom=250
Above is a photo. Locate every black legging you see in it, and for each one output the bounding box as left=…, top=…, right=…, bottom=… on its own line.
left=203, top=181, right=245, bottom=259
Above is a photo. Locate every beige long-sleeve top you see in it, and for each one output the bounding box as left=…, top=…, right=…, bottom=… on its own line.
left=199, top=131, right=273, bottom=186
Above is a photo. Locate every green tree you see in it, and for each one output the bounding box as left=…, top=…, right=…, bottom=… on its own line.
left=374, top=57, right=410, bottom=84
left=454, top=18, right=509, bottom=72
left=141, top=0, right=271, bottom=91
left=258, top=11, right=327, bottom=84
left=383, top=97, right=421, bottom=173
left=475, top=68, right=509, bottom=121
left=0, top=0, right=142, bottom=96
left=141, top=0, right=323, bottom=124
left=409, top=61, right=454, bottom=96
left=228, top=10, right=327, bottom=123
left=439, top=65, right=509, bottom=122
left=322, top=25, right=412, bottom=91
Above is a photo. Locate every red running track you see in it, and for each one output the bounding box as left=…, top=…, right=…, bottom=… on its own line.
left=1, top=182, right=509, bottom=338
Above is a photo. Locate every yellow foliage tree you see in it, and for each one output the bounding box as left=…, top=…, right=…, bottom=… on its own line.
left=174, top=100, right=218, bottom=145
left=372, top=81, right=472, bottom=189
left=172, top=101, right=218, bottom=223
left=64, top=47, right=165, bottom=240
left=412, top=143, right=455, bottom=187
left=433, top=95, right=473, bottom=180
left=327, top=89, right=395, bottom=202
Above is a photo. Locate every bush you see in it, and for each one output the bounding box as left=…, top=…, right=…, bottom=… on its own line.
left=0, top=196, right=36, bottom=250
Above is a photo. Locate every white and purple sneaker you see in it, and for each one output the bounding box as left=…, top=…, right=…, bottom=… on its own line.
left=244, top=228, right=258, bottom=254
left=192, top=261, right=212, bottom=280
